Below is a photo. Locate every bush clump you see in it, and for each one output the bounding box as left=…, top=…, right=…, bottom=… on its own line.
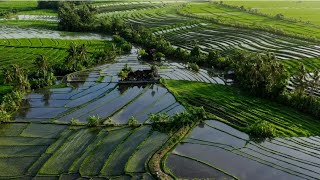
left=246, top=120, right=276, bottom=139
left=150, top=106, right=206, bottom=133
left=87, top=115, right=102, bottom=127
left=128, top=116, right=139, bottom=127
left=187, top=62, right=200, bottom=72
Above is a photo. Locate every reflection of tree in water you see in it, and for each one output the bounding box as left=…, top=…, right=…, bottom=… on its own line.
left=41, top=89, right=52, bottom=106
left=198, top=122, right=205, bottom=128
left=247, top=136, right=271, bottom=144
left=16, top=98, right=31, bottom=118
left=117, top=83, right=149, bottom=95
left=151, top=84, right=156, bottom=97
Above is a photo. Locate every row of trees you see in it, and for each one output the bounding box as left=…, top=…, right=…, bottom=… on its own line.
left=58, top=2, right=97, bottom=32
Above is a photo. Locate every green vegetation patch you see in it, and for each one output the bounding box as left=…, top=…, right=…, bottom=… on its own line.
left=0, top=20, right=57, bottom=30
left=0, top=136, right=54, bottom=146
left=224, top=1, right=320, bottom=26
left=164, top=80, right=320, bottom=137
left=0, top=38, right=106, bottom=72
left=39, top=128, right=98, bottom=175
left=0, top=156, right=39, bottom=177
left=100, top=126, right=151, bottom=176
left=69, top=130, right=108, bottom=173
left=0, top=123, right=28, bottom=136
left=80, top=128, right=132, bottom=176
left=180, top=3, right=320, bottom=40
left=281, top=58, right=320, bottom=75
left=45, top=129, right=73, bottom=154
left=126, top=131, right=168, bottom=173
left=0, top=145, right=47, bottom=157
left=20, top=124, right=67, bottom=138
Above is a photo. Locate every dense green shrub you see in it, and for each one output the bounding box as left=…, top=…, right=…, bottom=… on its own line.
left=231, top=51, right=289, bottom=98
left=70, top=118, right=81, bottom=126
left=118, top=64, right=132, bottom=80
left=150, top=107, right=206, bottom=133
left=0, top=91, right=24, bottom=112
left=58, top=2, right=96, bottom=32
left=37, top=1, right=62, bottom=10
left=87, top=115, right=102, bottom=127
left=112, top=35, right=132, bottom=53
left=128, top=116, right=139, bottom=127
left=246, top=120, right=276, bottom=138
left=0, top=110, right=11, bottom=123
left=187, top=62, right=200, bottom=72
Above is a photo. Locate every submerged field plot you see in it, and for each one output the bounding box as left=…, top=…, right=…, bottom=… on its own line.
left=0, top=123, right=168, bottom=179
left=14, top=47, right=224, bottom=124
left=1, top=1, right=320, bottom=179
left=167, top=120, right=320, bottom=180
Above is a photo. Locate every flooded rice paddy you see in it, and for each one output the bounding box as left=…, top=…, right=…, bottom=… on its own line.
left=0, top=26, right=111, bottom=40
left=0, top=123, right=167, bottom=178
left=167, top=120, right=320, bottom=180
left=15, top=47, right=224, bottom=124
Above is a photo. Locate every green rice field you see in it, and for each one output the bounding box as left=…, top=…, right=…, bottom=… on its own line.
left=0, top=1, right=320, bottom=179
left=224, top=1, right=320, bottom=26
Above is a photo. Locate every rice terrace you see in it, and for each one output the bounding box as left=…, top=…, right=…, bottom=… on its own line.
left=0, top=0, right=319, bottom=179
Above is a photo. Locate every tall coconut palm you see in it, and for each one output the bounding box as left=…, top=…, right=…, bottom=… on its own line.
left=34, top=55, right=49, bottom=76
left=308, top=70, right=320, bottom=98
left=4, top=64, right=30, bottom=92
left=292, top=64, right=308, bottom=96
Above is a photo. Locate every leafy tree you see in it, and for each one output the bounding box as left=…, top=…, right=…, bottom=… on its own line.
left=61, top=43, right=89, bottom=73
left=292, top=64, right=308, bottom=96
left=37, top=1, right=61, bottom=10
left=4, top=65, right=30, bottom=92
left=190, top=46, right=201, bottom=57
left=231, top=51, right=288, bottom=98
left=30, top=55, right=56, bottom=88
left=58, top=2, right=96, bottom=32
left=307, top=70, right=319, bottom=98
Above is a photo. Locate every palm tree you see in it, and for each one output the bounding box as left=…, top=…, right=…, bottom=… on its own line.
left=308, top=70, right=320, bottom=98
left=34, top=55, right=49, bottom=76
left=292, top=64, right=308, bottom=96
left=4, top=64, right=30, bottom=92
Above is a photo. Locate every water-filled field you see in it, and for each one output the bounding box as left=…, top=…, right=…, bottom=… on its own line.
left=167, top=120, right=320, bottom=179
left=15, top=47, right=224, bottom=124
left=157, top=24, right=320, bottom=60
left=0, top=1, right=320, bottom=179
left=0, top=122, right=167, bottom=179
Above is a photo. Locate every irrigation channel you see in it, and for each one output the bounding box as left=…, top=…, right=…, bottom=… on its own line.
left=1, top=29, right=319, bottom=179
